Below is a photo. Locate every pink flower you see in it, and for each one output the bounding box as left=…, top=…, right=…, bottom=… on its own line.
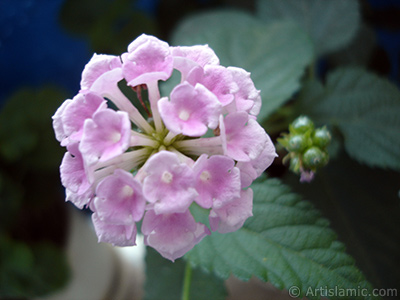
left=142, top=209, right=210, bottom=261
left=79, top=108, right=131, bottom=164
left=60, top=142, right=92, bottom=209
left=187, top=64, right=238, bottom=106
left=158, top=82, right=221, bottom=136
left=54, top=92, right=107, bottom=146
left=142, top=151, right=197, bottom=215
left=52, top=99, right=72, bottom=143
left=220, top=111, right=268, bottom=162
left=52, top=34, right=276, bottom=261
left=123, top=34, right=174, bottom=87
left=92, top=213, right=137, bottom=246
left=94, top=169, right=146, bottom=224
left=171, top=45, right=219, bottom=81
left=209, top=189, right=253, bottom=234
left=172, top=45, right=220, bottom=68
left=192, top=154, right=241, bottom=209
left=237, top=134, right=278, bottom=188
left=80, top=53, right=122, bottom=90
left=225, top=67, right=261, bottom=115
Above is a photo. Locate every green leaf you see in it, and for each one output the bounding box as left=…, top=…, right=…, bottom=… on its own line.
left=283, top=153, right=400, bottom=295
left=171, top=10, right=314, bottom=121
left=297, top=67, right=400, bottom=170
left=185, top=178, right=377, bottom=300
left=144, top=247, right=227, bottom=300
left=256, top=0, right=360, bottom=56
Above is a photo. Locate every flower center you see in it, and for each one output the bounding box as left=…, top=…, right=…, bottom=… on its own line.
left=178, top=110, right=190, bottom=121
left=161, top=170, right=173, bottom=183
left=121, top=185, right=134, bottom=198
left=200, top=170, right=211, bottom=181
left=111, top=131, right=122, bottom=143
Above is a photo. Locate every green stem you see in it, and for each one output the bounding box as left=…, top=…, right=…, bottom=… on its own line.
left=181, top=262, right=192, bottom=300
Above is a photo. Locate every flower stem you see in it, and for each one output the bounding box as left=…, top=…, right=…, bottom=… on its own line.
left=181, top=261, right=192, bottom=300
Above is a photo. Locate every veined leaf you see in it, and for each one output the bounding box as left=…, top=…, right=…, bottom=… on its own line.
left=185, top=178, right=377, bottom=300
left=283, top=153, right=400, bottom=295
left=171, top=10, right=313, bottom=121
left=256, top=0, right=360, bottom=56
left=297, top=67, right=400, bottom=171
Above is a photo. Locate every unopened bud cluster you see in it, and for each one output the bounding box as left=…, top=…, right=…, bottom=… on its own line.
left=278, top=116, right=330, bottom=182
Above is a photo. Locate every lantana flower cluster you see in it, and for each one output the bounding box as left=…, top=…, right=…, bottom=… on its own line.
left=52, top=34, right=277, bottom=261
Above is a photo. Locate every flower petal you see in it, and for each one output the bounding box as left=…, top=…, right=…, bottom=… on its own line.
left=220, top=112, right=268, bottom=162
left=123, top=34, right=173, bottom=86
left=142, top=209, right=210, bottom=261
left=209, top=188, right=253, bottom=234
left=81, top=53, right=122, bottom=90
left=158, top=82, right=221, bottom=137
left=193, top=154, right=241, bottom=209
left=94, top=169, right=146, bottom=224
left=79, top=109, right=131, bottom=164
left=142, top=151, right=197, bottom=214
left=92, top=213, right=137, bottom=247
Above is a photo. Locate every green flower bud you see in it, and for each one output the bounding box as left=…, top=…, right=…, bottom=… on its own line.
left=289, top=154, right=301, bottom=173
left=290, top=116, right=314, bottom=134
left=303, top=147, right=328, bottom=168
left=313, top=127, right=331, bottom=148
left=287, top=134, right=310, bottom=153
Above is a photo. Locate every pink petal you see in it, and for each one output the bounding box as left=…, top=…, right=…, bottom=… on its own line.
left=171, top=45, right=219, bottom=80
left=193, top=154, right=241, bottom=209
left=158, top=82, right=221, bottom=137
left=79, top=109, right=131, bottom=165
left=123, top=34, right=173, bottom=86
left=61, top=92, right=107, bottom=144
left=52, top=99, right=72, bottom=143
left=65, top=188, right=94, bottom=210
left=237, top=135, right=277, bottom=187
left=92, top=213, right=137, bottom=247
left=187, top=65, right=238, bottom=106
left=142, top=151, right=197, bottom=214
left=220, top=112, right=268, bottom=162
left=60, top=143, right=93, bottom=209
left=60, top=143, right=91, bottom=196
left=80, top=53, right=122, bottom=90
left=142, top=209, right=210, bottom=261
left=94, top=169, right=146, bottom=224
left=226, top=67, right=261, bottom=115
left=171, top=45, right=220, bottom=67
left=209, top=188, right=253, bottom=234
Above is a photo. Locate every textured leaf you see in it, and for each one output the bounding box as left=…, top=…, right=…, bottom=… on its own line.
left=171, top=10, right=313, bottom=121
left=283, top=153, right=400, bottom=295
left=257, top=0, right=360, bottom=56
left=297, top=67, right=400, bottom=170
left=144, top=247, right=227, bottom=300
left=185, top=178, right=377, bottom=300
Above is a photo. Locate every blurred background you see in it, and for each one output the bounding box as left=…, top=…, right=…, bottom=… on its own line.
left=0, top=0, right=399, bottom=299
